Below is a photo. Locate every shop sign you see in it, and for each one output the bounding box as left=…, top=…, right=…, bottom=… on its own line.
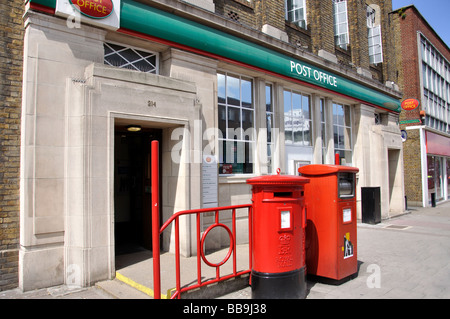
left=70, top=0, right=114, bottom=19
left=55, top=0, right=120, bottom=30
left=290, top=61, right=338, bottom=88
left=401, top=98, right=420, bottom=111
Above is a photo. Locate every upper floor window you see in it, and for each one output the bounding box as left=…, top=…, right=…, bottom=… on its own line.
left=104, top=43, right=158, bottom=74
left=333, top=0, right=349, bottom=50
left=233, top=0, right=254, bottom=8
left=286, top=0, right=307, bottom=29
left=367, top=5, right=383, bottom=64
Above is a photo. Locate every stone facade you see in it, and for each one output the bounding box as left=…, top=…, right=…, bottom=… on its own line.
left=0, top=0, right=23, bottom=291
left=14, top=0, right=405, bottom=291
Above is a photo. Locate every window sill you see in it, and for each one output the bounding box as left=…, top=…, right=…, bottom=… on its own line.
left=335, top=45, right=352, bottom=57
left=285, top=21, right=311, bottom=36
left=233, top=0, right=254, bottom=10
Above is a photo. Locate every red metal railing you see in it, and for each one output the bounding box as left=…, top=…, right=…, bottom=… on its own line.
left=151, top=141, right=252, bottom=299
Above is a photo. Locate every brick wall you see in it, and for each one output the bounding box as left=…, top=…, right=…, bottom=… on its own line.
left=214, top=0, right=257, bottom=27
left=403, top=129, right=423, bottom=204
left=308, top=0, right=334, bottom=54
left=213, top=0, right=395, bottom=86
left=0, top=0, right=23, bottom=291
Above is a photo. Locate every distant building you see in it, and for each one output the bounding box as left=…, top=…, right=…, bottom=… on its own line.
left=391, top=5, right=450, bottom=207
left=13, top=0, right=405, bottom=291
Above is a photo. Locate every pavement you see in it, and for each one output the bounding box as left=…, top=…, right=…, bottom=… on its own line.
left=1, top=200, right=450, bottom=300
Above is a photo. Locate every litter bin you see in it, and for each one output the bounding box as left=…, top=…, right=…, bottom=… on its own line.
left=362, top=187, right=381, bottom=224
left=298, top=165, right=359, bottom=281
left=246, top=172, right=310, bottom=299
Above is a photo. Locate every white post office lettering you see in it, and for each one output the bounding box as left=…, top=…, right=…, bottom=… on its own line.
left=290, top=61, right=338, bottom=88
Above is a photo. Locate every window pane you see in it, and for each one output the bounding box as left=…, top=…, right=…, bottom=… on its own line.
left=334, top=125, right=339, bottom=149
left=266, top=114, right=273, bottom=143
left=242, top=109, right=254, bottom=139
left=218, top=104, right=227, bottom=139
left=285, top=117, right=293, bottom=143
left=104, top=43, right=157, bottom=73
left=133, top=59, right=156, bottom=73
left=265, top=85, right=273, bottom=112
left=293, top=117, right=303, bottom=144
left=227, top=76, right=240, bottom=106
left=218, top=73, right=226, bottom=104
left=302, top=95, right=310, bottom=119
left=304, top=121, right=311, bottom=146
left=344, top=105, right=351, bottom=127
left=228, top=107, right=241, bottom=136
left=284, top=91, right=292, bottom=114
left=219, top=141, right=253, bottom=174
left=292, top=93, right=302, bottom=112
left=338, top=126, right=344, bottom=148
left=242, top=79, right=253, bottom=108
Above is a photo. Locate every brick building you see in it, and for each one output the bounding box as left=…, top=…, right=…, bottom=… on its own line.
left=11, top=0, right=405, bottom=291
left=0, top=0, right=23, bottom=291
left=391, top=5, right=450, bottom=207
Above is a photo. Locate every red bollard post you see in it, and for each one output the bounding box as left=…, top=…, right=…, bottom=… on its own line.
left=151, top=140, right=161, bottom=299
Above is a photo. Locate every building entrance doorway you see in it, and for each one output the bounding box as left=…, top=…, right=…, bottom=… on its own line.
left=114, top=126, right=162, bottom=255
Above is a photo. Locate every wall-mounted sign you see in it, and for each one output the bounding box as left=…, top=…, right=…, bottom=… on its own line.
left=55, top=0, right=120, bottom=30
left=399, top=119, right=421, bottom=125
left=70, top=0, right=114, bottom=19
left=202, top=155, right=218, bottom=208
left=401, top=130, right=407, bottom=142
left=401, top=98, right=420, bottom=111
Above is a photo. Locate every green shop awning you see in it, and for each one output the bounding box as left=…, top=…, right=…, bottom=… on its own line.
left=28, top=0, right=401, bottom=112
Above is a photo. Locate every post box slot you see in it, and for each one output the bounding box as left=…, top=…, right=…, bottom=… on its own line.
left=274, top=192, right=293, bottom=198
left=338, top=173, right=355, bottom=198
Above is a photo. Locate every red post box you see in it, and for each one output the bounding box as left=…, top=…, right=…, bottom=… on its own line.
left=246, top=172, right=310, bottom=299
left=298, top=165, right=359, bottom=281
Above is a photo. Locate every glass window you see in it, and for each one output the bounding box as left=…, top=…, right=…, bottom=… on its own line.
left=218, top=72, right=255, bottom=175
left=286, top=0, right=307, bottom=29
left=266, top=85, right=274, bottom=173
left=333, top=103, right=352, bottom=165
left=284, top=90, right=312, bottom=146
left=447, top=159, right=450, bottom=200
left=333, top=0, right=349, bottom=50
left=368, top=25, right=383, bottom=64
left=320, top=99, right=327, bottom=164
left=104, top=43, right=158, bottom=74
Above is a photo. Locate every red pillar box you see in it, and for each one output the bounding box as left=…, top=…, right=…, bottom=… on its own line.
left=247, top=172, right=310, bottom=299
left=298, top=165, right=359, bottom=281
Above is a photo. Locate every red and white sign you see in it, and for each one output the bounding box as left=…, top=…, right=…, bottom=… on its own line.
left=401, top=98, right=420, bottom=111
left=55, top=0, right=120, bottom=30
left=70, top=0, right=114, bottom=19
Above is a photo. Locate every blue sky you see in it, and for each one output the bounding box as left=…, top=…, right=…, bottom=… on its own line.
left=392, top=0, right=450, bottom=48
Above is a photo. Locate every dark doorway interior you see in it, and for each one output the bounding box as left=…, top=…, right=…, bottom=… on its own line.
left=114, top=127, right=162, bottom=256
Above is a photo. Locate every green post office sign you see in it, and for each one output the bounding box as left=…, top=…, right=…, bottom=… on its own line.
left=28, top=0, right=401, bottom=112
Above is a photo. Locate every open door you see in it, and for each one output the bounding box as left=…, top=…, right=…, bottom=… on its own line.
left=114, top=126, right=162, bottom=255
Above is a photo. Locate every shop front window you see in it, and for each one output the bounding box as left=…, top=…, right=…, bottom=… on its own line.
left=218, top=72, right=255, bottom=175
left=428, top=156, right=445, bottom=203
left=284, top=90, right=312, bottom=146
left=333, top=103, right=352, bottom=165
left=266, top=84, right=274, bottom=174
left=447, top=159, right=450, bottom=200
